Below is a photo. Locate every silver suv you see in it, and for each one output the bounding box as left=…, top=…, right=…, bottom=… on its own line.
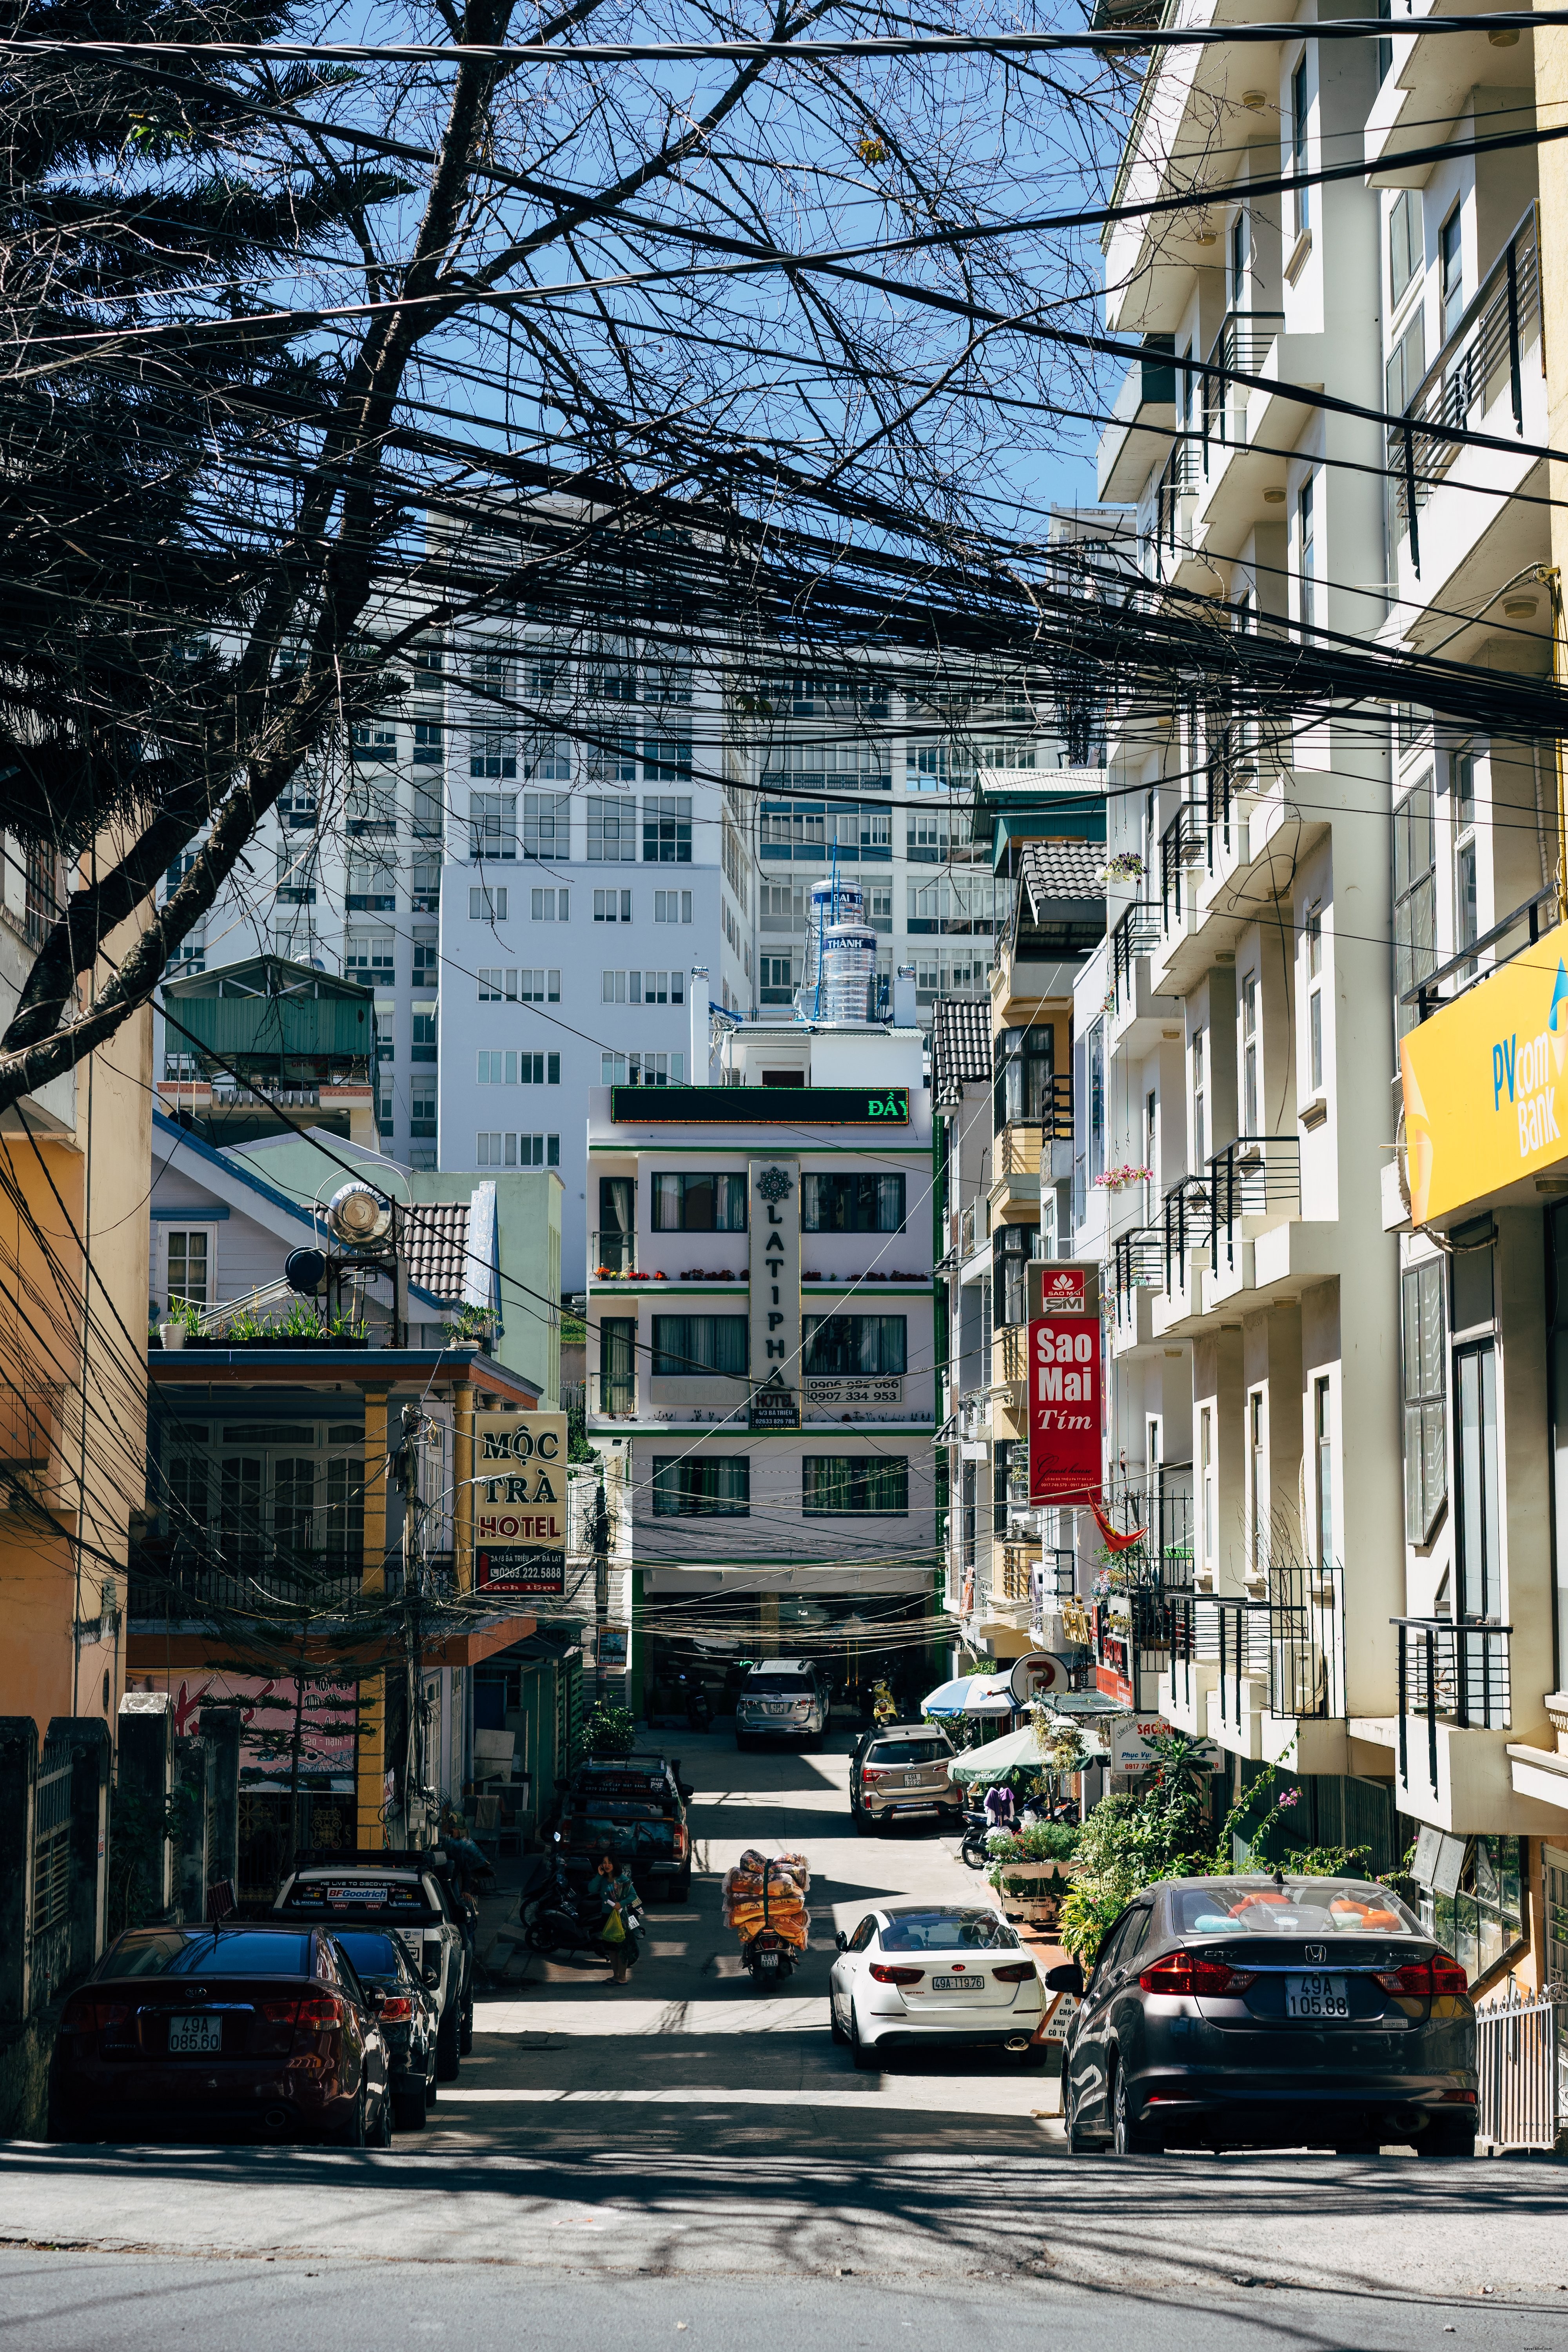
left=851, top=1726, right=960, bottom=1832
left=734, top=1660, right=827, bottom=1748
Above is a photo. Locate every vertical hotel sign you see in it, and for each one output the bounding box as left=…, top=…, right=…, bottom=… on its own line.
left=1028, top=1268, right=1100, bottom=1506
left=474, top=1410, right=568, bottom=1595
left=750, top=1158, right=800, bottom=1428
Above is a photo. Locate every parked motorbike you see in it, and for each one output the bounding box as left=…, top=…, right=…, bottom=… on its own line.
left=524, top=1861, right=606, bottom=1960
left=741, top=1925, right=797, bottom=1984
left=686, top=1685, right=713, bottom=1731
left=959, top=1809, right=993, bottom=1871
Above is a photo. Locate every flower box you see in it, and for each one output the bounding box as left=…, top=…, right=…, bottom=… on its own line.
left=990, top=1860, right=1072, bottom=1928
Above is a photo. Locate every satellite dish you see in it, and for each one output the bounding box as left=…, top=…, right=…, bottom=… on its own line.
left=284, top=1248, right=327, bottom=1295
left=326, top=1181, right=393, bottom=1248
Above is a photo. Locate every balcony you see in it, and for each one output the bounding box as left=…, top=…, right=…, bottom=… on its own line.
left=1193, top=312, right=1289, bottom=540
left=1208, top=1136, right=1302, bottom=1278
left=595, top=1374, right=636, bottom=1417
left=1110, top=1226, right=1162, bottom=1352
left=1396, top=1617, right=1512, bottom=1795
left=1403, top=882, right=1556, bottom=1027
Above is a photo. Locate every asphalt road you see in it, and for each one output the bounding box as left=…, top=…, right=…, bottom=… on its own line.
left=2, top=1733, right=1564, bottom=2351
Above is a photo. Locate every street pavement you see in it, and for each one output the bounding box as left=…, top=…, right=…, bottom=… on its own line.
left=2, top=1732, right=1565, bottom=2350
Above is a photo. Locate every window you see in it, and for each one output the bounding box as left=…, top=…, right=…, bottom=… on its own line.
left=651, top=1172, right=747, bottom=1232
left=868, top=887, right=893, bottom=934
left=655, top=890, right=693, bottom=923
left=1290, top=53, right=1310, bottom=239
left=278, top=781, right=316, bottom=830
left=1396, top=1259, right=1446, bottom=1552
left=1087, top=1021, right=1105, bottom=1185
left=642, top=740, right=693, bottom=787
left=1455, top=1341, right=1500, bottom=1620
left=1384, top=311, right=1426, bottom=426
left=588, top=741, right=639, bottom=785
left=1440, top=203, right=1464, bottom=341
left=411, top=1012, right=437, bottom=1063
left=345, top=933, right=395, bottom=984
left=522, top=793, right=569, bottom=860
left=409, top=1085, right=436, bottom=1140
left=601, top=970, right=684, bottom=1004
left=1305, top=904, right=1323, bottom=1093
left=801, top=1173, right=906, bottom=1232
left=1453, top=750, right=1478, bottom=954
left=588, top=794, right=637, bottom=861
left=469, top=884, right=508, bottom=922
left=468, top=652, right=515, bottom=778
left=802, top=1456, right=909, bottom=1514
left=760, top=953, right=796, bottom=1004
left=1298, top=474, right=1316, bottom=630
left=351, top=718, right=397, bottom=765
left=1192, top=1027, right=1207, bottom=1165
left=1240, top=972, right=1259, bottom=1131
left=1249, top=1390, right=1266, bottom=1571
left=531, top=887, right=568, bottom=922
left=651, top=1316, right=749, bottom=1376
left=520, top=969, right=559, bottom=1002
left=652, top=1456, right=751, bottom=1515
left=346, top=855, right=394, bottom=911
left=477, top=1131, right=559, bottom=1168
left=801, top=1316, right=907, bottom=1377
left=1201, top=1405, right=1215, bottom=1567
left=1376, top=0, right=1393, bottom=87
left=1229, top=208, right=1249, bottom=304
left=1314, top=1376, right=1334, bottom=1567
left=643, top=795, right=693, bottom=862
left=995, top=1221, right=1031, bottom=1326
left=477, top=1051, right=514, bottom=1084
left=600, top=1316, right=636, bottom=1415
left=1429, top=1836, right=1523, bottom=1985
left=1389, top=186, right=1421, bottom=309
left=601, top=1051, right=684, bottom=1085
left=164, top=1230, right=211, bottom=1313
left=595, top=889, right=632, bottom=922
left=412, top=722, right=443, bottom=769
left=994, top=1026, right=1055, bottom=1128
left=413, top=932, right=439, bottom=987
left=1393, top=776, right=1436, bottom=1042
left=469, top=792, right=516, bottom=859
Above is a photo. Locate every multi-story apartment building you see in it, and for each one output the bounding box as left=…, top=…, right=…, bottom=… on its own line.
left=584, top=987, right=940, bottom=1720
left=1071, top=0, right=1567, bottom=1990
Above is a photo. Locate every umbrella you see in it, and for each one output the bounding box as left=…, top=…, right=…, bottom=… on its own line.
left=947, top=1720, right=1109, bottom=1784
left=921, top=1672, right=1016, bottom=1719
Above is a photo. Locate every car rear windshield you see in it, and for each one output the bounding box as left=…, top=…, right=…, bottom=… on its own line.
left=1172, top=1880, right=1422, bottom=1936
left=331, top=1931, right=409, bottom=1979
left=103, top=1930, right=314, bottom=1977
left=744, top=1675, right=813, bottom=1696
left=867, top=1738, right=950, bottom=1765
left=879, top=1911, right=1020, bottom=1952
left=281, top=1877, right=441, bottom=1922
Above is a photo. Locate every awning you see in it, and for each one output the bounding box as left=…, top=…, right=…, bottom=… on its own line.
left=947, top=1720, right=1110, bottom=1781
left=922, top=1671, right=1016, bottom=1719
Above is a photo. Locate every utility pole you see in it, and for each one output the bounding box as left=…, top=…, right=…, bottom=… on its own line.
left=395, top=1403, right=426, bottom=1846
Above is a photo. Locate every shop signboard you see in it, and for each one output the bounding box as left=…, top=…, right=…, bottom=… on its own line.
left=612, top=1084, right=909, bottom=1126
left=1028, top=1285, right=1101, bottom=1505
left=750, top=1156, right=801, bottom=1426
left=1106, top=1714, right=1216, bottom=1775
left=1400, top=919, right=1568, bottom=1222
left=749, top=1385, right=799, bottom=1430
left=803, top=1376, right=903, bottom=1408
left=1008, top=1651, right=1076, bottom=1706
left=473, top=1409, right=568, bottom=1594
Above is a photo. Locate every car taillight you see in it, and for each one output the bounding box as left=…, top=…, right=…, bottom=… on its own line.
left=1375, top=1955, right=1470, bottom=1997
left=869, top=1964, right=924, bottom=1985
left=378, top=1996, right=414, bottom=2022
left=993, top=1962, right=1037, bottom=1984
left=672, top=1825, right=689, bottom=1860
left=294, top=1993, right=344, bottom=2032
left=860, top=1768, right=887, bottom=1782
left=1139, top=1952, right=1257, bottom=1997
left=59, top=1996, right=130, bottom=2034
left=257, top=1998, right=300, bottom=2025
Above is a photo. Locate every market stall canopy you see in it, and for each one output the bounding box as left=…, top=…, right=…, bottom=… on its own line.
left=947, top=1721, right=1110, bottom=1783
left=921, top=1673, right=1016, bottom=1719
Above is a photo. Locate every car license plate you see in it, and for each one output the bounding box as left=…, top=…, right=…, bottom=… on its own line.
left=931, top=1975, right=977, bottom=1993
left=168, top=2014, right=223, bottom=2054
left=1285, top=1973, right=1350, bottom=2019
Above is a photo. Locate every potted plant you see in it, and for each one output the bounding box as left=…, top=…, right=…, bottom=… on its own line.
left=987, top=1819, right=1080, bottom=1927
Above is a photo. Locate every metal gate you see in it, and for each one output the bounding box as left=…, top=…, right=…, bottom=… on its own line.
left=1476, top=1984, right=1566, bottom=2151
left=30, top=1739, right=73, bottom=2003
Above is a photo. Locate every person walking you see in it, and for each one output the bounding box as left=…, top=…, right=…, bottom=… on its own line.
left=590, top=1851, right=643, bottom=1986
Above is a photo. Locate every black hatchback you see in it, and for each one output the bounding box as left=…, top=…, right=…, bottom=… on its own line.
left=1047, top=1873, right=1476, bottom=2158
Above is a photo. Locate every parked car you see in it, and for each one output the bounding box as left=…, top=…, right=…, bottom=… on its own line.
left=849, top=1725, right=960, bottom=1833
left=329, top=1927, right=439, bottom=2129
left=551, top=1756, right=695, bottom=1902
left=734, top=1659, right=827, bottom=1748
left=274, top=1858, right=470, bottom=2080
left=50, top=1923, right=392, bottom=2146
left=829, top=1903, right=1046, bottom=2067
left=1046, top=1873, right=1477, bottom=2158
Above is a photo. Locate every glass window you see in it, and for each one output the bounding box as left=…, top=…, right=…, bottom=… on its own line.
left=1298, top=474, right=1316, bottom=631
left=802, top=1456, right=909, bottom=1514
left=801, top=1316, right=907, bottom=1377
left=468, top=792, right=516, bottom=859
left=1402, top=1261, right=1446, bottom=1546
left=102, top=1931, right=317, bottom=1977
left=1440, top=204, right=1464, bottom=341
left=599, top=1316, right=635, bottom=1414
left=878, top=1910, right=1018, bottom=1951
left=165, top=1230, right=210, bottom=1312
left=1389, top=186, right=1421, bottom=307
left=801, top=1173, right=906, bottom=1232
left=651, top=1456, right=751, bottom=1515
left=587, top=795, right=637, bottom=862
left=993, top=1025, right=1054, bottom=1128
left=650, top=1172, right=747, bottom=1231
left=1291, top=53, right=1311, bottom=237
left=650, top=1317, right=749, bottom=1376
left=642, top=794, right=693, bottom=862
left=1428, top=1837, right=1523, bottom=1983
left=1305, top=906, right=1323, bottom=1094
left=522, top=793, right=569, bottom=860
left=1455, top=1341, right=1500, bottom=1620
left=1192, top=1027, right=1206, bottom=1166
left=1314, top=1377, right=1334, bottom=1567
left=1393, top=776, right=1435, bottom=1042
left=1240, top=972, right=1259, bottom=1132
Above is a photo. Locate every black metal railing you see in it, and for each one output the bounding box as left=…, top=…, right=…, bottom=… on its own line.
left=1153, top=434, right=1203, bottom=554
left=1405, top=883, right=1557, bottom=1023
left=1208, top=1136, right=1301, bottom=1272
left=1214, top=1596, right=1271, bottom=1731
left=1390, top=203, right=1540, bottom=543
left=1266, top=1561, right=1346, bottom=1720
left=1396, top=1616, right=1513, bottom=1793
left=1094, top=1487, right=1195, bottom=1597
left=1201, top=310, right=1286, bottom=460
left=1159, top=802, right=1207, bottom=929
left=1109, top=900, right=1161, bottom=1008
left=1112, top=1227, right=1163, bottom=1324
left=129, top=1553, right=376, bottom=1620
left=1162, top=1174, right=1212, bottom=1298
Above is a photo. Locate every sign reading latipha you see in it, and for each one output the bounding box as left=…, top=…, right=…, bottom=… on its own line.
left=611, top=1084, right=909, bottom=1126
left=1401, top=923, right=1568, bottom=1225
left=750, top=1157, right=801, bottom=1430
left=472, top=1410, right=568, bottom=1596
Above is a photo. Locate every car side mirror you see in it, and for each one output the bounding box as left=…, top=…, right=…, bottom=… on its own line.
left=835, top=1931, right=849, bottom=1953
left=677, top=1782, right=694, bottom=1800
left=1044, top=1961, right=1083, bottom=1996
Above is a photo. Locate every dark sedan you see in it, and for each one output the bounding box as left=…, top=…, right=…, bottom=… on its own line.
left=331, top=1928, right=439, bottom=2130
left=1047, top=1874, right=1476, bottom=2158
left=50, top=1924, right=392, bottom=2147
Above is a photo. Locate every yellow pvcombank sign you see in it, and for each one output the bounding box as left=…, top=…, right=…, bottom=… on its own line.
left=1401, top=921, right=1568, bottom=1224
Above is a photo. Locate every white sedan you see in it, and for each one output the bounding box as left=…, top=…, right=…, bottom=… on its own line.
left=829, top=1903, right=1047, bottom=2067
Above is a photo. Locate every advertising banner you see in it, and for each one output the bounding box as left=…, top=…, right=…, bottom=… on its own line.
left=1027, top=1311, right=1101, bottom=1505
left=473, top=1409, right=568, bottom=1595
left=1401, top=920, right=1568, bottom=1223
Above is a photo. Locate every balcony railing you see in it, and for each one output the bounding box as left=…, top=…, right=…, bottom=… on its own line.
left=1213, top=1597, right=1271, bottom=1731
left=1094, top=1487, right=1194, bottom=1597
left=592, top=1229, right=637, bottom=1277
left=1396, top=1616, right=1513, bottom=1793
left=1390, top=203, right=1540, bottom=540
left=1209, top=1136, right=1301, bottom=1273
left=1201, top=310, right=1285, bottom=455
left=1162, top=1174, right=1212, bottom=1296
left=1159, top=802, right=1207, bottom=927
left=1266, top=1561, right=1346, bottom=1720
left=1109, top=901, right=1161, bottom=1009
left=1152, top=434, right=1203, bottom=557
left=1112, top=1227, right=1163, bottom=1320
left=1404, top=882, right=1557, bottom=1024
left=998, top=1082, right=1073, bottom=1167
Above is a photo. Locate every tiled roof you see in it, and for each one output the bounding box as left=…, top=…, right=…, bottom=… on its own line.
left=1019, top=839, right=1103, bottom=910
left=932, top=996, right=992, bottom=1104
left=403, top=1201, right=472, bottom=1303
